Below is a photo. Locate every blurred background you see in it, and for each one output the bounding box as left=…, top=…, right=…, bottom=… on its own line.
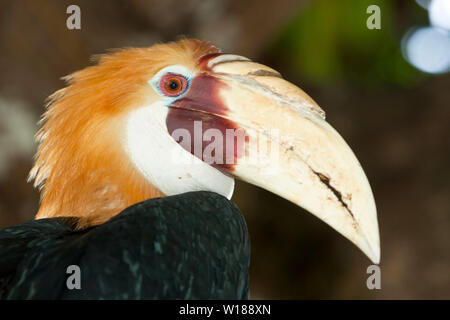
left=0, top=0, right=449, bottom=299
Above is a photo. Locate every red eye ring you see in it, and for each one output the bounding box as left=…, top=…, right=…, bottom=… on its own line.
left=159, top=74, right=188, bottom=97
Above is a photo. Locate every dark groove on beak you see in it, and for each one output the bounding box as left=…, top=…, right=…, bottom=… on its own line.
left=247, top=69, right=282, bottom=78
left=313, top=170, right=355, bottom=220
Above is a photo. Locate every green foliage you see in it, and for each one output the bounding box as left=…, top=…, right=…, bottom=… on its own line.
left=273, top=0, right=425, bottom=87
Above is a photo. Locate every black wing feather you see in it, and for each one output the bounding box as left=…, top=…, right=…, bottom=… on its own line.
left=0, top=191, right=250, bottom=299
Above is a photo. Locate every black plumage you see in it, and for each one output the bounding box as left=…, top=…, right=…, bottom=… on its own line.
left=0, top=191, right=250, bottom=299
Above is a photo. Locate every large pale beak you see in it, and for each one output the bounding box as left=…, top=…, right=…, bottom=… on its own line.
left=207, top=55, right=380, bottom=264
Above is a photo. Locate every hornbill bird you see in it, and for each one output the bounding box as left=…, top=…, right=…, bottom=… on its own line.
left=0, top=39, right=380, bottom=299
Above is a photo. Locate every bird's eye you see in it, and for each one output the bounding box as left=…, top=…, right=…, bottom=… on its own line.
left=159, top=74, right=188, bottom=97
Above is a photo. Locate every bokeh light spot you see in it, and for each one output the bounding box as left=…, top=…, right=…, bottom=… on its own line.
left=429, top=0, right=450, bottom=31
left=402, top=26, right=450, bottom=74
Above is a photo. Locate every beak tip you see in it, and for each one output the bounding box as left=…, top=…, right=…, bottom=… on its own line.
left=367, top=246, right=381, bottom=265
left=360, top=231, right=381, bottom=264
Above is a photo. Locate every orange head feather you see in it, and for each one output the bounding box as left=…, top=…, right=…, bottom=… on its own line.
left=29, top=39, right=219, bottom=229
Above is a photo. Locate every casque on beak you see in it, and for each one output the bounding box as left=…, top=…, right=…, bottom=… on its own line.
left=169, top=54, right=380, bottom=264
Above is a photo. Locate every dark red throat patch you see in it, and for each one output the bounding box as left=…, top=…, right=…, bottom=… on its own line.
left=166, top=73, right=246, bottom=172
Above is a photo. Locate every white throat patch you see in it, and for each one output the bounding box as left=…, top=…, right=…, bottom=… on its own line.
left=124, top=102, right=235, bottom=199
